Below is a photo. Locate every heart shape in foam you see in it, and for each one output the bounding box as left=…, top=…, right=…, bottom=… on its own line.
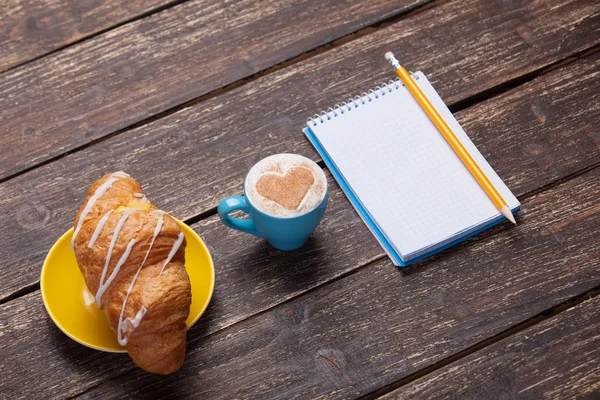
left=256, top=166, right=314, bottom=211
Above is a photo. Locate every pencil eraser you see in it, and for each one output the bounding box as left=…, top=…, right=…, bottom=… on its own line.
left=384, top=52, right=394, bottom=61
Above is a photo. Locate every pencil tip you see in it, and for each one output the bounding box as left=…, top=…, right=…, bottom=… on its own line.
left=501, top=206, right=517, bottom=225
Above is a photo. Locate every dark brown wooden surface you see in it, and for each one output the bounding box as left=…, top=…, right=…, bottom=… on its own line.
left=0, top=291, right=125, bottom=398
left=2, top=53, right=599, bottom=398
left=1, top=0, right=599, bottom=302
left=385, top=297, right=600, bottom=399
left=1, top=0, right=599, bottom=398
left=0, top=0, right=431, bottom=180
left=0, top=0, right=174, bottom=72
left=1, top=0, right=598, bottom=181
left=75, top=168, right=600, bottom=398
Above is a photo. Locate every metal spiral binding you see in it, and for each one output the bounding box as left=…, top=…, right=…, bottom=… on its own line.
left=307, top=74, right=420, bottom=127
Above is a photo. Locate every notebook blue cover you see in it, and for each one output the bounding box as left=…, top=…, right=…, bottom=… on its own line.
left=303, top=126, right=520, bottom=267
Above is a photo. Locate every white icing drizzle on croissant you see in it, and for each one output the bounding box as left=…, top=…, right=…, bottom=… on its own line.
left=97, top=238, right=136, bottom=307
left=117, top=212, right=164, bottom=346
left=72, top=177, right=118, bottom=248
left=133, top=193, right=144, bottom=198
left=112, top=171, right=130, bottom=178
left=72, top=171, right=133, bottom=249
left=159, top=232, right=185, bottom=276
left=88, top=210, right=113, bottom=248
left=95, top=210, right=134, bottom=306
left=122, top=307, right=147, bottom=336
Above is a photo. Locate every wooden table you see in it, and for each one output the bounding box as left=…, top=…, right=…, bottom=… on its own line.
left=1, top=0, right=599, bottom=398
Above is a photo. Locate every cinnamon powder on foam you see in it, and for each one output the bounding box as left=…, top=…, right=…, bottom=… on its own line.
left=256, top=163, right=315, bottom=210
left=249, top=155, right=326, bottom=217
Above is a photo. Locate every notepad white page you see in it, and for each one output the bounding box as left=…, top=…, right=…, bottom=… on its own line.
left=309, top=72, right=519, bottom=261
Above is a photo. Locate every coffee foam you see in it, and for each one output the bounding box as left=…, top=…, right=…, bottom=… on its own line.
left=246, top=154, right=327, bottom=218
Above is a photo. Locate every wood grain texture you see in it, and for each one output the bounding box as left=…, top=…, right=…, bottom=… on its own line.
left=0, top=0, right=174, bottom=72
left=0, top=0, right=430, bottom=180
left=385, top=297, right=600, bottom=399
left=75, top=168, right=600, bottom=399
left=2, top=56, right=599, bottom=398
left=0, top=14, right=598, bottom=301
left=0, top=291, right=125, bottom=398
left=0, top=171, right=374, bottom=399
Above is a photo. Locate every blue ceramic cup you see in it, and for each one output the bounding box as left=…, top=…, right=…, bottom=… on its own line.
left=218, top=155, right=328, bottom=250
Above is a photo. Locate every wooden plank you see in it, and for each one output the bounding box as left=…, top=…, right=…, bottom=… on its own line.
left=72, top=168, right=600, bottom=399
left=384, top=297, right=600, bottom=399
left=0, top=0, right=175, bottom=72
left=0, top=171, right=373, bottom=399
left=0, top=291, right=125, bottom=398
left=0, top=0, right=431, bottom=180
left=0, top=10, right=598, bottom=301
left=1, top=56, right=599, bottom=398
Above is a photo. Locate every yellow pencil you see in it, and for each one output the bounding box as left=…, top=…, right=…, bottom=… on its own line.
left=384, top=52, right=516, bottom=224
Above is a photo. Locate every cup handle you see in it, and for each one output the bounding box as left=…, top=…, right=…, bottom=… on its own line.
left=217, top=195, right=264, bottom=238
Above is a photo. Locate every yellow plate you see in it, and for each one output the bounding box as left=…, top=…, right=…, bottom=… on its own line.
left=40, top=220, right=214, bottom=353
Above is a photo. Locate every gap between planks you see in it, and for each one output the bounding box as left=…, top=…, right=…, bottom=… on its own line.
left=0, top=0, right=194, bottom=75
left=359, top=284, right=600, bottom=400
left=0, top=0, right=464, bottom=186
left=70, top=287, right=600, bottom=399
left=4, top=155, right=598, bottom=308
left=1, top=50, right=599, bottom=306
left=448, top=43, right=600, bottom=113
left=1, top=35, right=597, bottom=188
left=1, top=0, right=443, bottom=77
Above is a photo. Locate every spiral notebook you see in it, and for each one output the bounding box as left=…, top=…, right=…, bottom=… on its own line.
left=303, top=71, right=520, bottom=266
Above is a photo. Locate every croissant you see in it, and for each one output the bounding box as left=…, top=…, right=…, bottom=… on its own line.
left=72, top=171, right=191, bottom=374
